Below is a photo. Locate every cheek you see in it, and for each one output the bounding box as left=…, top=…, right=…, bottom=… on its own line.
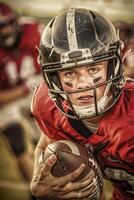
left=62, top=81, right=76, bottom=91
left=96, top=85, right=106, bottom=97
left=93, top=77, right=102, bottom=84
left=61, top=82, right=72, bottom=91
left=68, top=93, right=77, bottom=104
left=94, top=74, right=107, bottom=85
left=97, top=73, right=107, bottom=94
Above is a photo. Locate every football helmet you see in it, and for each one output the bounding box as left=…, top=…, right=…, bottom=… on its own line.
left=0, top=3, right=20, bottom=47
left=39, top=8, right=125, bottom=120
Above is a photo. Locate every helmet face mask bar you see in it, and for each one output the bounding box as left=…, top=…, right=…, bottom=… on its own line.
left=39, top=8, right=125, bottom=120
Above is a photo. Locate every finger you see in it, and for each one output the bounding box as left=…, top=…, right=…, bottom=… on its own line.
left=81, top=186, right=100, bottom=199
left=41, top=154, right=57, bottom=172
left=62, top=170, right=94, bottom=192
left=57, top=191, right=79, bottom=199
left=37, top=154, right=57, bottom=181
left=57, top=189, right=94, bottom=200
left=80, top=178, right=101, bottom=199
left=59, top=164, right=85, bottom=185
left=60, top=186, right=98, bottom=200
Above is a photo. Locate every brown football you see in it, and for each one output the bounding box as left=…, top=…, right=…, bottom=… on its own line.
left=40, top=140, right=103, bottom=200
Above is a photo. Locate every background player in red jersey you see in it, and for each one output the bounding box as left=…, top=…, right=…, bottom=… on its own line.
left=0, top=3, right=42, bottom=199
left=30, top=8, right=134, bottom=200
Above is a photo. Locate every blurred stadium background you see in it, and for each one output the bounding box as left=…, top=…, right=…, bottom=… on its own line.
left=0, top=1, right=133, bottom=200
left=1, top=0, right=134, bottom=25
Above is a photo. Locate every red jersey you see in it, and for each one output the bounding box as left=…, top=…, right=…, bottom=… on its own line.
left=0, top=20, right=41, bottom=90
left=32, top=80, right=134, bottom=200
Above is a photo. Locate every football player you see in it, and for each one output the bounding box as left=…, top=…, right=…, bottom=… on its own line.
left=0, top=2, right=42, bottom=183
left=113, top=20, right=134, bottom=79
left=30, top=8, right=134, bottom=200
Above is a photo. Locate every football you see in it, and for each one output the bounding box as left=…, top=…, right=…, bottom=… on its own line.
left=39, top=140, right=103, bottom=200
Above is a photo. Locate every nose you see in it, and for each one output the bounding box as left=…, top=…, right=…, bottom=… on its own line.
left=77, top=74, right=93, bottom=89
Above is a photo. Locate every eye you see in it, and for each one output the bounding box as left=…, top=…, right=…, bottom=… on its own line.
left=88, top=67, right=99, bottom=74
left=64, top=71, right=76, bottom=78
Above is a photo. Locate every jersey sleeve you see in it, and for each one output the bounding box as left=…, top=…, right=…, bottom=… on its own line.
left=31, top=82, right=66, bottom=141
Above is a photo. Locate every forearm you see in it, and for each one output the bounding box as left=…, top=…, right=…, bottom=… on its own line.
left=30, top=133, right=55, bottom=198
left=33, top=133, right=53, bottom=174
left=0, top=84, right=29, bottom=105
left=34, top=146, right=44, bottom=166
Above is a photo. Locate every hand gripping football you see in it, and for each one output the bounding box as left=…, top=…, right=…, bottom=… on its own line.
left=39, top=140, right=103, bottom=200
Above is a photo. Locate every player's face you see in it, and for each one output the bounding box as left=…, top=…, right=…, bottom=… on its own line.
left=58, top=61, right=108, bottom=107
left=0, top=23, right=17, bottom=47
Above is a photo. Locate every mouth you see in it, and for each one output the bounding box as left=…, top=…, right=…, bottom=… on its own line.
left=77, top=95, right=94, bottom=104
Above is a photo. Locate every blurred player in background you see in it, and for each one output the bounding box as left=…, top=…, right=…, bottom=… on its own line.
left=30, top=8, right=134, bottom=200
left=0, top=2, right=42, bottom=199
left=113, top=20, right=134, bottom=78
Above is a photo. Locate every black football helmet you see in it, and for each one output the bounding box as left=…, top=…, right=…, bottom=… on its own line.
left=39, top=8, right=125, bottom=120
left=0, top=3, right=20, bottom=47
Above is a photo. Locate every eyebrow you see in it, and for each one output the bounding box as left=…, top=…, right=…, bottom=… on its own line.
left=60, top=68, right=74, bottom=73
left=60, top=62, right=104, bottom=73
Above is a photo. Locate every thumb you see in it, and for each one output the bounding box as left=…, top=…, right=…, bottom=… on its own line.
left=42, top=154, right=57, bottom=172
left=37, top=154, right=57, bottom=182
